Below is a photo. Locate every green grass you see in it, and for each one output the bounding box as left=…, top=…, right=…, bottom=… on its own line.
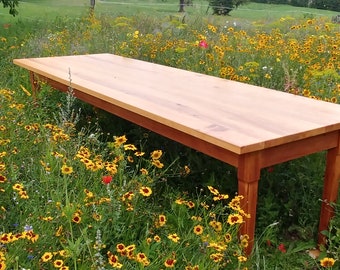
left=1, top=0, right=338, bottom=25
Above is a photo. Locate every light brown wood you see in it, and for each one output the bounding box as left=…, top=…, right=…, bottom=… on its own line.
left=318, top=131, right=340, bottom=245
left=14, top=54, right=340, bottom=255
left=14, top=54, right=340, bottom=155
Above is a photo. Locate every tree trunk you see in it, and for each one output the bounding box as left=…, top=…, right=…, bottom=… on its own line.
left=179, top=0, right=185, bottom=12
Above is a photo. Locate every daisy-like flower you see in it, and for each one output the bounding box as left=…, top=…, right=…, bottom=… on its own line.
left=193, top=225, right=204, bottom=235
left=238, top=255, right=247, bottom=262
left=157, top=214, right=167, bottom=227
left=186, top=201, right=195, bottom=209
left=227, top=213, right=243, bottom=225
left=136, top=252, right=150, bottom=266
left=320, top=257, right=336, bottom=267
left=208, top=186, right=220, bottom=195
left=164, top=258, right=176, bottom=268
left=213, top=194, right=229, bottom=201
left=135, top=151, right=145, bottom=157
left=12, top=183, right=24, bottom=191
left=154, top=235, right=161, bottom=242
left=53, top=259, right=64, bottom=268
left=72, top=212, right=81, bottom=224
left=168, top=233, right=180, bottom=243
left=124, top=144, right=137, bottom=151
left=116, top=243, right=125, bottom=254
left=209, top=220, right=222, bottom=232
left=210, top=252, right=223, bottom=263
left=61, top=164, right=73, bottom=175
left=114, top=135, right=127, bottom=147
left=228, top=195, right=244, bottom=211
left=151, top=150, right=162, bottom=160
left=224, top=233, right=232, bottom=243
left=55, top=226, right=63, bottom=237
left=152, top=159, right=164, bottom=168
left=140, top=168, right=148, bottom=175
left=139, top=186, right=152, bottom=197
left=122, top=191, right=134, bottom=201
left=0, top=175, right=7, bottom=183
left=41, top=252, right=53, bottom=262
left=107, top=251, right=122, bottom=268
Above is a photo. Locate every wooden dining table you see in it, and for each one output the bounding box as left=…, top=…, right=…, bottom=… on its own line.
left=14, top=53, right=340, bottom=254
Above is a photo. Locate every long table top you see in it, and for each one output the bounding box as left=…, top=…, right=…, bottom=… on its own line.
left=14, top=53, right=340, bottom=155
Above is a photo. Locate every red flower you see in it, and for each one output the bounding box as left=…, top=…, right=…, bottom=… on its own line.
left=267, top=166, right=274, bottom=173
left=278, top=243, right=286, bottom=253
left=102, top=175, right=112, bottom=184
left=198, top=40, right=208, bottom=48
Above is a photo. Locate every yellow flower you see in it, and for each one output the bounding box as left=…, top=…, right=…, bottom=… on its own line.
left=164, top=258, right=176, bottom=268
left=151, top=150, right=162, bottom=160
left=238, top=255, right=247, bottom=262
left=41, top=252, right=53, bottom=262
left=61, top=164, right=73, bottom=175
left=53, top=259, right=64, bottom=268
left=12, top=183, right=24, bottom=191
left=208, top=186, right=219, bottom=195
left=72, top=212, right=81, bottom=224
left=134, top=151, right=145, bottom=157
left=55, top=225, right=63, bottom=237
left=140, top=168, right=148, bottom=175
left=168, top=233, right=180, bottom=243
left=136, top=252, right=150, bottom=266
left=157, top=214, right=167, bottom=227
left=224, top=233, right=232, bottom=243
left=186, top=201, right=195, bottom=209
left=154, top=235, right=161, bottom=242
left=320, top=257, right=336, bottom=268
left=124, top=144, right=137, bottom=151
left=209, top=252, right=223, bottom=262
left=209, top=220, right=222, bottom=232
left=114, top=135, right=127, bottom=147
left=227, top=213, right=244, bottom=225
left=139, top=186, right=152, bottom=197
left=152, top=159, right=164, bottom=168
left=193, top=225, right=204, bottom=235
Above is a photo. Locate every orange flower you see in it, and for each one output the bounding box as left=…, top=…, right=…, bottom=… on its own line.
left=320, top=257, right=335, bottom=268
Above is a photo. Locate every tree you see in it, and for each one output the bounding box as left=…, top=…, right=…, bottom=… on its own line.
left=208, top=0, right=249, bottom=15
left=179, top=0, right=185, bottom=12
left=1, top=0, right=19, bottom=16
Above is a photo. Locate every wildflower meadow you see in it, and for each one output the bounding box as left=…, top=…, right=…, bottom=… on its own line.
left=0, top=0, right=340, bottom=269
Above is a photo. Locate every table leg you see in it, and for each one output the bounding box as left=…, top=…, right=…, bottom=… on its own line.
left=29, top=71, right=40, bottom=97
left=318, top=134, right=340, bottom=246
left=237, top=152, right=261, bottom=255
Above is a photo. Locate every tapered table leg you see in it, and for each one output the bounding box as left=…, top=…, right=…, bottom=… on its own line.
left=318, top=132, right=340, bottom=246
left=29, top=71, right=40, bottom=97
left=237, top=152, right=261, bottom=255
